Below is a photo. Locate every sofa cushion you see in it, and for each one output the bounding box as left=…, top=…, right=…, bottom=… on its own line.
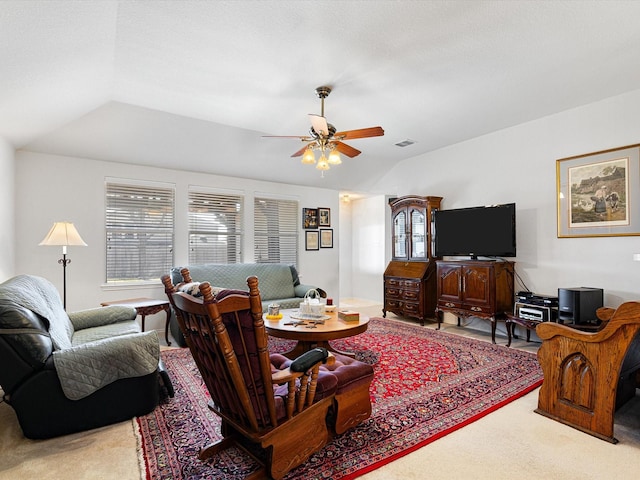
left=71, top=320, right=141, bottom=345
left=172, top=264, right=296, bottom=301
left=68, top=305, right=137, bottom=331
left=53, top=331, right=160, bottom=400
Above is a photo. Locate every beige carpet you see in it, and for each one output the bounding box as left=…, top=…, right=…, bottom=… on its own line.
left=1, top=305, right=639, bottom=479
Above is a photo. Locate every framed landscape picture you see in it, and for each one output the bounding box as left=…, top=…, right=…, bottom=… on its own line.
left=303, top=208, right=318, bottom=229
left=557, top=144, right=640, bottom=237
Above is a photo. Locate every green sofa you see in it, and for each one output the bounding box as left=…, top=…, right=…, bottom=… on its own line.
left=168, top=263, right=325, bottom=346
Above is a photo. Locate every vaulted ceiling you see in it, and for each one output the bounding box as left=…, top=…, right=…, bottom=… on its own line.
left=3, top=1, right=640, bottom=193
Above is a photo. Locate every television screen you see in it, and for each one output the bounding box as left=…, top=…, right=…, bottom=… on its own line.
left=433, top=203, right=516, bottom=259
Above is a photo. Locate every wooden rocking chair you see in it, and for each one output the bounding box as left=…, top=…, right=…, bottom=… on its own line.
left=535, top=301, right=640, bottom=443
left=161, top=274, right=338, bottom=479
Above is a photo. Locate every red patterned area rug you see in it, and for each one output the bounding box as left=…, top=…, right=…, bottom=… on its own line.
left=136, top=317, right=542, bottom=479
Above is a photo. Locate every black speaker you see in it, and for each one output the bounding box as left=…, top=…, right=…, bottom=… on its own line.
left=558, top=287, right=603, bottom=324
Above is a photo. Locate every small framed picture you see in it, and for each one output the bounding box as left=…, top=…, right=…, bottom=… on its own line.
left=320, top=229, right=333, bottom=248
left=318, top=207, right=331, bottom=227
left=303, top=208, right=318, bottom=229
left=305, top=230, right=319, bottom=250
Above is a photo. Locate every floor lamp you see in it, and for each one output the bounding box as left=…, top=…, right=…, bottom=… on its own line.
left=39, top=221, right=87, bottom=309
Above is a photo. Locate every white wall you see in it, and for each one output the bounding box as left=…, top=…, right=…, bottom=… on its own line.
left=15, top=151, right=340, bottom=332
left=348, top=195, right=387, bottom=302
left=367, top=88, right=640, bottom=309
left=338, top=197, right=353, bottom=299
left=0, top=137, right=14, bottom=279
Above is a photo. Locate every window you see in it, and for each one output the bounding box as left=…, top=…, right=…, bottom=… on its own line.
left=188, top=188, right=243, bottom=264
left=105, top=181, right=175, bottom=283
left=254, top=197, right=298, bottom=266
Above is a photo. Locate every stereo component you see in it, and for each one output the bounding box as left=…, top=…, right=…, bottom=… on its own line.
left=514, top=302, right=557, bottom=322
left=558, top=287, right=603, bottom=324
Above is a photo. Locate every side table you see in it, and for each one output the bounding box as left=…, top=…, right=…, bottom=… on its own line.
left=505, top=314, right=587, bottom=347
left=505, top=313, right=541, bottom=347
left=100, top=297, right=172, bottom=346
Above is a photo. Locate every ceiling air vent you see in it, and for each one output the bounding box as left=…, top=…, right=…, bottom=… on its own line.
left=395, top=139, right=416, bottom=147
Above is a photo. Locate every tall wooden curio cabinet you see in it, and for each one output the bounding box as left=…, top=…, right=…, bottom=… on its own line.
left=383, top=195, right=442, bottom=325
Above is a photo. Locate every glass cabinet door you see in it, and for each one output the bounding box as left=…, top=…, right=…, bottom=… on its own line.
left=393, top=211, right=407, bottom=259
left=410, top=209, right=426, bottom=259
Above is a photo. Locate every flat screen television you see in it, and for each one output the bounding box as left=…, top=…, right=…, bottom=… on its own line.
left=433, top=203, right=516, bottom=259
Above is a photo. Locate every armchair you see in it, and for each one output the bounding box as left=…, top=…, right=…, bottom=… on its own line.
left=162, top=273, right=338, bottom=480
left=0, top=274, right=163, bottom=439
left=535, top=301, right=640, bottom=443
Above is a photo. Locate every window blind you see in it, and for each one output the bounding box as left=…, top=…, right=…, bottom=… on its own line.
left=254, top=197, right=298, bottom=266
left=188, top=189, right=243, bottom=264
left=105, top=182, right=175, bottom=283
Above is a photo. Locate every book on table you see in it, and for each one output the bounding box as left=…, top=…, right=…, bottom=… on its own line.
left=338, top=310, right=360, bottom=322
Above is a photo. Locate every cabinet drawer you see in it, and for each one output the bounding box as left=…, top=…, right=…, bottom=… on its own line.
left=403, top=302, right=421, bottom=315
left=386, top=278, right=402, bottom=288
left=438, top=300, right=462, bottom=310
left=403, top=280, right=421, bottom=290
left=403, top=289, right=420, bottom=301
left=386, top=299, right=403, bottom=310
left=465, top=304, right=492, bottom=315
left=386, top=287, right=401, bottom=298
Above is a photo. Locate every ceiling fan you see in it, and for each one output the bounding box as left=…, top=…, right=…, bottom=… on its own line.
left=264, top=86, right=384, bottom=172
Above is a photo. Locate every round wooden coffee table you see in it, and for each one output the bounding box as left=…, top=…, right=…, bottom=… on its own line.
left=264, top=309, right=369, bottom=359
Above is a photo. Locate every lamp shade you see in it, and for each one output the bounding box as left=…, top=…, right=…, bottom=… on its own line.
left=316, top=154, right=330, bottom=171
left=328, top=149, right=342, bottom=165
left=301, top=147, right=316, bottom=165
left=39, top=222, right=87, bottom=247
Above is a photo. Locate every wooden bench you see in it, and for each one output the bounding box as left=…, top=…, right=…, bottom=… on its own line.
left=535, top=301, right=640, bottom=443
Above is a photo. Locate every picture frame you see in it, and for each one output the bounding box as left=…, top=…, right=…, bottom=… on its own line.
left=303, top=208, right=318, bottom=229
left=305, top=230, right=319, bottom=250
left=556, top=143, right=640, bottom=238
left=318, top=207, right=331, bottom=227
left=320, top=228, right=333, bottom=248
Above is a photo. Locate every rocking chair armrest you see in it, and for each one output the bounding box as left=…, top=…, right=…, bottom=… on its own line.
left=272, top=368, right=304, bottom=384
left=271, top=352, right=335, bottom=384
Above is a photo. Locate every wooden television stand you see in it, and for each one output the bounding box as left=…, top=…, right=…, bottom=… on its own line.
left=435, top=259, right=515, bottom=344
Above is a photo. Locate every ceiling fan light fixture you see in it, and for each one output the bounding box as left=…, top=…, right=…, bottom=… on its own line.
left=301, top=147, right=316, bottom=165
left=265, top=85, right=385, bottom=176
left=316, top=153, right=330, bottom=171
left=328, top=148, right=342, bottom=165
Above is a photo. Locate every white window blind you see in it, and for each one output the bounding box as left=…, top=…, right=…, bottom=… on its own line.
left=188, top=189, right=243, bottom=264
left=105, top=182, right=175, bottom=283
left=254, top=197, right=298, bottom=266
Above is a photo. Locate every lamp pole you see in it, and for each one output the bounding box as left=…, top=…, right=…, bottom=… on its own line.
left=58, top=246, right=71, bottom=309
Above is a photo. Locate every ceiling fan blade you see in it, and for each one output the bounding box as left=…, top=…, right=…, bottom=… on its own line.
left=334, top=141, right=361, bottom=158
left=262, top=135, right=313, bottom=140
left=291, top=143, right=313, bottom=157
left=309, top=114, right=329, bottom=136
left=334, top=126, right=384, bottom=140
